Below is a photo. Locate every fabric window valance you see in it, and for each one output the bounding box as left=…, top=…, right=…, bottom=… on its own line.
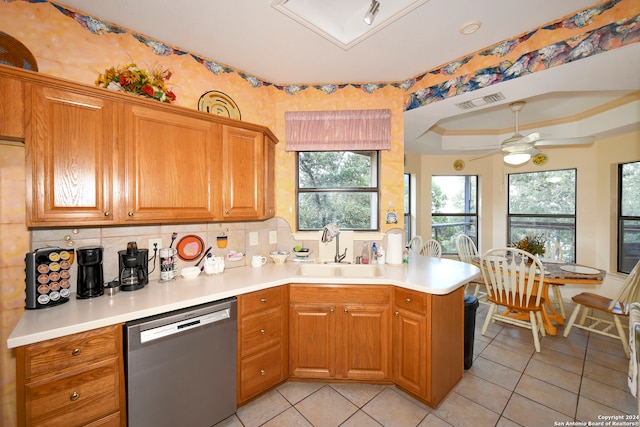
left=285, top=109, right=391, bottom=151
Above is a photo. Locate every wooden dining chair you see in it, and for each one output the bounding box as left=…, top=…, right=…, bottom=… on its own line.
left=480, top=248, right=547, bottom=352
left=544, top=237, right=566, bottom=318
left=420, top=239, right=442, bottom=258
left=408, top=236, right=423, bottom=252
left=563, top=259, right=640, bottom=357
left=455, top=234, right=487, bottom=303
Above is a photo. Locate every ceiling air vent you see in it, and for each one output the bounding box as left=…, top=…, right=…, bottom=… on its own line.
left=455, top=92, right=505, bottom=110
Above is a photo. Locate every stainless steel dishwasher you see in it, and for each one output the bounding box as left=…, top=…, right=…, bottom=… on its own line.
left=124, top=297, right=237, bottom=427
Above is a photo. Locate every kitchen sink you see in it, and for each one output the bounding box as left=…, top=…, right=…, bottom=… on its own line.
left=296, top=263, right=381, bottom=278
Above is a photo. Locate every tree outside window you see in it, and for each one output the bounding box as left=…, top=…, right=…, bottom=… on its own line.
left=508, top=169, right=576, bottom=262
left=618, top=161, right=640, bottom=274
left=297, top=151, right=379, bottom=231
left=431, top=175, right=478, bottom=254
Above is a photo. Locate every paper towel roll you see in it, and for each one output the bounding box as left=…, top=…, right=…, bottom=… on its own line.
left=386, top=233, right=403, bottom=265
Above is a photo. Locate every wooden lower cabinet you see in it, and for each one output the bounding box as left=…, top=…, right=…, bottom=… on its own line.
left=289, top=284, right=390, bottom=381
left=393, top=286, right=464, bottom=407
left=237, top=286, right=288, bottom=405
left=16, top=324, right=126, bottom=427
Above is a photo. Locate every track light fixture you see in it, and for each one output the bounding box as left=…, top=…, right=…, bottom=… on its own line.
left=364, top=0, right=380, bottom=25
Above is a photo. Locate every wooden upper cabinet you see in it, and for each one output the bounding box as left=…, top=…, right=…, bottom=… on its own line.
left=0, top=76, right=25, bottom=140
left=25, top=84, right=116, bottom=226
left=263, top=135, right=276, bottom=219
left=222, top=125, right=264, bottom=220
left=123, top=105, right=222, bottom=222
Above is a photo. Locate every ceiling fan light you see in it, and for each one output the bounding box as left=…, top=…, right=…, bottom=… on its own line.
left=364, top=0, right=380, bottom=25
left=503, top=153, right=531, bottom=165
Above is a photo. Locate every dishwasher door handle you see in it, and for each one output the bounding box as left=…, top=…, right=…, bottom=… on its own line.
left=140, top=308, right=231, bottom=343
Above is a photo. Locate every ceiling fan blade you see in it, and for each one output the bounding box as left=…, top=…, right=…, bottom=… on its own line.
left=534, top=136, right=595, bottom=147
left=516, top=132, right=542, bottom=145
left=468, top=149, right=500, bottom=162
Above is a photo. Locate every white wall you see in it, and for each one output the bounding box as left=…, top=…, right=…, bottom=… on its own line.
left=409, top=129, right=640, bottom=300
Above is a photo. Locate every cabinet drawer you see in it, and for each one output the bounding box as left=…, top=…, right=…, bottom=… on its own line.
left=394, top=287, right=428, bottom=314
left=25, top=359, right=120, bottom=427
left=290, top=284, right=389, bottom=304
left=239, top=286, right=284, bottom=316
left=84, top=412, right=121, bottom=427
left=23, top=325, right=119, bottom=379
left=240, top=309, right=282, bottom=357
left=239, top=345, right=283, bottom=402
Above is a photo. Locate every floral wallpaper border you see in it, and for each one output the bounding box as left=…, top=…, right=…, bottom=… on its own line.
left=7, top=0, right=640, bottom=106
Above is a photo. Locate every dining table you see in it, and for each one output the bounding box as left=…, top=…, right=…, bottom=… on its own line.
left=472, top=256, right=606, bottom=336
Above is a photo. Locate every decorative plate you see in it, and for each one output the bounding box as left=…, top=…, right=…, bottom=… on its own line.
left=198, top=90, right=241, bottom=120
left=175, top=234, right=205, bottom=261
left=453, top=159, right=465, bottom=171
left=532, top=153, right=548, bottom=166
left=0, top=31, right=38, bottom=71
left=560, top=265, right=600, bottom=275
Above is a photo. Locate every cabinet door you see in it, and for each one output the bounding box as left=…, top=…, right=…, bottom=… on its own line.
left=289, top=303, right=336, bottom=379
left=124, top=105, right=222, bottom=222
left=0, top=76, right=24, bottom=140
left=222, top=125, right=263, bottom=219
left=341, top=304, right=390, bottom=380
left=262, top=135, right=276, bottom=219
left=392, top=307, right=427, bottom=399
left=26, top=84, right=116, bottom=226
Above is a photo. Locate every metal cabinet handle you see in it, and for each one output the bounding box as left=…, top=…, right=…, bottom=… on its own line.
left=71, top=348, right=81, bottom=356
left=104, top=211, right=111, bottom=217
left=260, top=369, right=266, bottom=376
left=128, top=211, right=134, bottom=217
left=343, top=308, right=349, bottom=314
left=330, top=308, right=334, bottom=314
left=405, top=298, right=411, bottom=304
left=260, top=298, right=267, bottom=304
left=225, top=209, right=231, bottom=215
left=260, top=329, right=266, bottom=335
left=70, top=391, right=79, bottom=401
left=394, top=311, right=399, bottom=317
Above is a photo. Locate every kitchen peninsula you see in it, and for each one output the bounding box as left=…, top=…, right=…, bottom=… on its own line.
left=9, top=252, right=479, bottom=424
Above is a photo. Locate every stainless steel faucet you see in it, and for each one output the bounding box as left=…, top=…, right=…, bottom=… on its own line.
left=322, top=224, right=348, bottom=263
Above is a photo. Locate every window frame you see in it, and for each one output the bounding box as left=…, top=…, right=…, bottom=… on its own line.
left=404, top=173, right=412, bottom=245
left=507, top=168, right=577, bottom=262
left=617, top=161, right=640, bottom=274
left=431, top=174, right=479, bottom=254
left=295, top=150, right=381, bottom=232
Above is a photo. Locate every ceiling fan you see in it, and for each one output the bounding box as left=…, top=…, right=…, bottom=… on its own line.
left=472, top=101, right=595, bottom=165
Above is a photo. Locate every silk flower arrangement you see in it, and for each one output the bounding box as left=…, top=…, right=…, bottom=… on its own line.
left=95, top=63, right=176, bottom=103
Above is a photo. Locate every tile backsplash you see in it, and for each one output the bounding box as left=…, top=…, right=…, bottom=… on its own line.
left=30, top=217, right=298, bottom=293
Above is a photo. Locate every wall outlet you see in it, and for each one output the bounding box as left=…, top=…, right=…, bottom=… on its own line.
left=148, top=238, right=163, bottom=252
left=249, top=232, right=258, bottom=246
left=269, top=230, right=277, bottom=244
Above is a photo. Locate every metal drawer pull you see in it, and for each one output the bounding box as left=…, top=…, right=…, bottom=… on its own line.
left=330, top=308, right=334, bottom=314
left=104, top=211, right=111, bottom=217
left=394, top=311, right=399, bottom=317
left=260, top=298, right=267, bottom=304
left=405, top=298, right=411, bottom=304
left=71, top=348, right=81, bottom=356
left=260, top=369, right=266, bottom=376
left=260, top=329, right=266, bottom=335
left=70, top=391, right=79, bottom=401
left=344, top=308, right=349, bottom=314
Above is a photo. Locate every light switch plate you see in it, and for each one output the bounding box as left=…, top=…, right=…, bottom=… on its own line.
left=249, top=232, right=258, bottom=246
left=269, top=231, right=277, bottom=244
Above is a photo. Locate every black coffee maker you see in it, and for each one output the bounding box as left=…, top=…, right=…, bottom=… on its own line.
left=76, top=246, right=104, bottom=299
left=118, top=241, right=149, bottom=291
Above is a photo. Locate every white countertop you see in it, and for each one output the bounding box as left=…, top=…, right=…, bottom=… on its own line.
left=7, top=252, right=480, bottom=348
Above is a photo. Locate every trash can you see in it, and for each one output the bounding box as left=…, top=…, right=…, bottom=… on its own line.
left=464, top=294, right=479, bottom=370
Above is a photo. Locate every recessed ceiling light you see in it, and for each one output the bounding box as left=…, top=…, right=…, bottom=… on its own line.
left=459, top=21, right=481, bottom=35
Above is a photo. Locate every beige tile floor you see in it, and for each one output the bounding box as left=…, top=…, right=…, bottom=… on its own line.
left=217, top=301, right=638, bottom=427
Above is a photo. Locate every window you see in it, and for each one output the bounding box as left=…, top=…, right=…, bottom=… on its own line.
left=431, top=175, right=478, bottom=254
left=297, top=151, right=379, bottom=230
left=508, top=169, right=576, bottom=262
left=618, top=161, right=640, bottom=274
left=404, top=173, right=411, bottom=245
